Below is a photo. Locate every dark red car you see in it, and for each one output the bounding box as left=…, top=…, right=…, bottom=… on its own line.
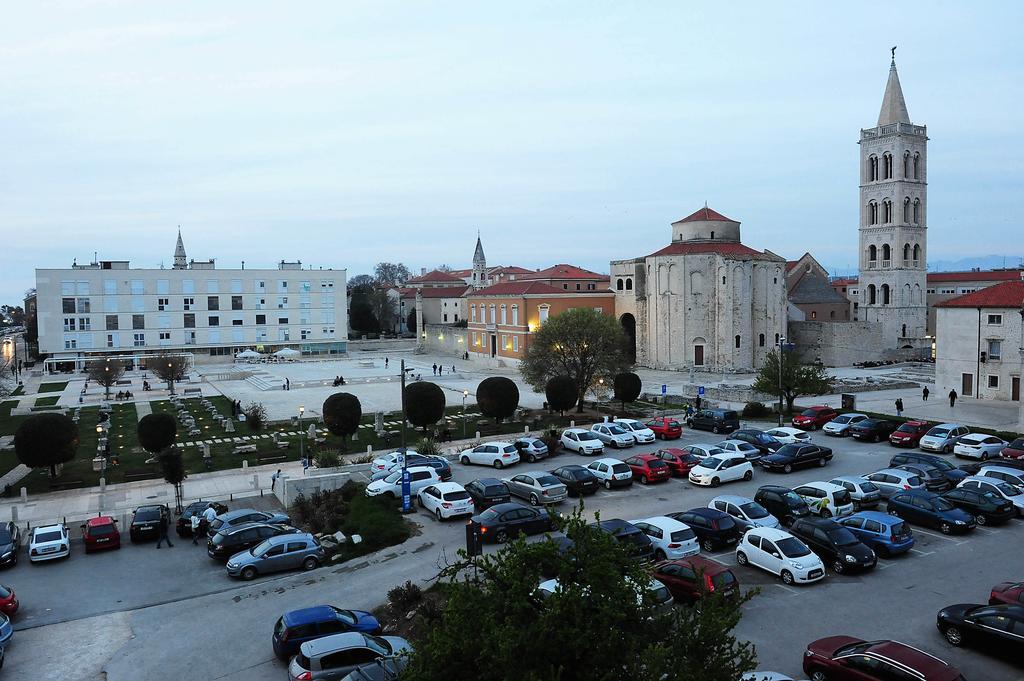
left=792, top=406, right=839, bottom=431
left=889, top=420, right=931, bottom=447
left=81, top=516, right=121, bottom=553
left=623, top=455, right=671, bottom=484
left=645, top=417, right=683, bottom=440
left=653, top=448, right=702, bottom=477
left=802, top=636, right=964, bottom=681
left=651, top=556, right=739, bottom=605
left=0, top=584, right=18, bottom=617
left=1001, top=438, right=1024, bottom=459
left=990, top=581, right=1024, bottom=606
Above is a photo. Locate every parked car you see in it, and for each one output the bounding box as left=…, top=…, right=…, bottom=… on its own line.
left=759, top=443, right=833, bottom=473
left=287, top=632, right=412, bottom=681
left=822, top=413, right=868, bottom=437
left=513, top=438, right=549, bottom=463
left=793, top=482, right=854, bottom=518
left=959, top=457, right=1024, bottom=476
left=895, top=463, right=953, bottom=492
left=989, top=581, right=1024, bottom=606
left=417, top=482, right=475, bottom=520
left=208, top=522, right=302, bottom=561
left=28, top=524, right=70, bottom=562
left=788, top=517, right=876, bottom=574
left=825, top=476, right=881, bottom=510
left=560, top=428, right=604, bottom=455
left=548, top=465, right=600, bottom=496
left=273, top=605, right=382, bottom=660
left=730, top=429, right=783, bottom=454
left=176, top=501, right=228, bottom=537
left=736, top=527, right=825, bottom=585
left=0, top=584, right=17, bottom=617
left=942, top=486, right=1015, bottom=525
left=653, top=448, right=704, bottom=477
left=471, top=502, right=555, bottom=543
left=623, top=454, right=672, bottom=484
left=957, top=476, right=1024, bottom=516
left=716, top=439, right=765, bottom=461
left=590, top=423, right=636, bottom=449
left=838, top=511, right=915, bottom=557
left=630, top=516, right=699, bottom=560
left=364, top=466, right=441, bottom=499
left=0, top=612, right=10, bottom=646
left=503, top=471, right=568, bottom=506
left=589, top=519, right=655, bottom=562
left=614, top=418, right=656, bottom=444
left=688, top=452, right=753, bottom=487
left=887, top=490, right=976, bottom=534
left=369, top=453, right=452, bottom=481
left=708, top=494, right=780, bottom=532
left=919, top=423, right=971, bottom=453
left=651, top=555, right=739, bottom=604
left=129, top=504, right=167, bottom=542
left=888, top=420, right=932, bottom=447
left=802, top=637, right=963, bottom=681
left=888, top=451, right=969, bottom=484
left=226, top=533, right=324, bottom=580
left=0, top=523, right=21, bottom=568
left=1001, top=437, right=1024, bottom=459
left=687, top=409, right=740, bottom=434
left=762, top=427, right=812, bottom=445
left=667, top=508, right=740, bottom=552
left=754, top=485, right=812, bottom=526
left=954, top=433, right=1008, bottom=460
left=791, top=406, right=838, bottom=431
left=81, top=515, right=121, bottom=553
left=863, top=468, right=926, bottom=499
left=369, top=450, right=419, bottom=474
left=849, top=418, right=900, bottom=443
left=645, top=416, right=683, bottom=440
left=976, top=464, right=1024, bottom=494
left=459, top=441, right=521, bottom=468
left=936, top=603, right=1024, bottom=654
left=207, top=508, right=291, bottom=537
left=586, top=457, right=634, bottom=489
left=464, top=478, right=511, bottom=509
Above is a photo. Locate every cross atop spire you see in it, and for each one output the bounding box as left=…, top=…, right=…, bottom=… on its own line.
left=173, top=227, right=188, bottom=269
left=877, top=53, right=911, bottom=126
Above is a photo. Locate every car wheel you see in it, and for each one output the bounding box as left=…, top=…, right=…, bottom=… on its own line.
left=435, top=508, right=443, bottom=521
left=821, top=509, right=832, bottom=518
left=817, top=457, right=827, bottom=467
left=655, top=549, right=666, bottom=561
left=604, top=480, right=612, bottom=490
left=495, top=530, right=508, bottom=544
left=241, top=566, right=257, bottom=581
left=302, top=556, right=319, bottom=571
left=736, top=551, right=748, bottom=566
left=639, top=475, right=648, bottom=485
left=810, top=424, right=817, bottom=431
left=781, top=570, right=795, bottom=585
left=943, top=625, right=963, bottom=646
left=710, top=477, right=720, bottom=487
left=944, top=444, right=952, bottom=454
left=529, top=495, right=539, bottom=506
left=975, top=514, right=987, bottom=526
left=832, top=560, right=845, bottom=574
left=743, top=470, right=753, bottom=481
left=809, top=670, right=829, bottom=681
left=940, top=522, right=952, bottom=534
left=493, top=460, right=503, bottom=469
left=460, top=456, right=470, bottom=465
left=386, top=491, right=397, bottom=499
left=783, top=464, right=792, bottom=473
left=875, top=544, right=890, bottom=558
left=686, top=420, right=694, bottom=428
left=417, top=496, right=424, bottom=508
left=981, top=452, right=989, bottom=460
left=701, top=538, right=715, bottom=552
left=712, top=426, right=720, bottom=434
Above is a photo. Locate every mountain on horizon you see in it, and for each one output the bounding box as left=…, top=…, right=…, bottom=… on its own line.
left=824, top=254, right=1024, bottom=278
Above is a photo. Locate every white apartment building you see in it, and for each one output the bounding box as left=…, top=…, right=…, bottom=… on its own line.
left=36, top=233, right=347, bottom=366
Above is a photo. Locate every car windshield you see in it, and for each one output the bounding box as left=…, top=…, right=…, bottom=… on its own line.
left=711, top=571, right=735, bottom=589
left=826, top=528, right=860, bottom=547
left=836, top=641, right=876, bottom=657
left=780, top=491, right=804, bottom=505
left=531, top=440, right=545, bottom=447
left=933, top=498, right=955, bottom=512
left=739, top=502, right=770, bottom=519
left=479, top=508, right=500, bottom=520
left=834, top=490, right=852, bottom=506
left=383, top=471, right=402, bottom=483
left=618, top=422, right=638, bottom=431
left=90, top=524, right=116, bottom=536
left=800, top=409, right=821, bottom=417
left=606, top=425, right=627, bottom=435
left=649, top=585, right=672, bottom=605
left=989, top=481, right=1019, bottom=496
left=484, top=485, right=507, bottom=496
left=330, top=607, right=357, bottom=625
left=250, top=539, right=272, bottom=555
left=833, top=415, right=852, bottom=424
left=906, top=476, right=923, bottom=486
left=443, top=491, right=471, bottom=501
left=536, top=475, right=561, bottom=487
left=927, top=427, right=950, bottom=437
left=896, top=423, right=918, bottom=433
left=700, top=457, right=723, bottom=469
left=364, top=634, right=391, bottom=656
left=35, top=530, right=62, bottom=543
left=776, top=537, right=812, bottom=558
left=859, top=481, right=880, bottom=493
left=1011, top=439, right=1024, bottom=449
left=610, top=464, right=630, bottom=475
left=0, top=529, right=10, bottom=543
left=775, top=444, right=802, bottom=457
left=0, top=585, right=10, bottom=599
left=502, top=445, right=518, bottom=453
left=135, top=509, right=161, bottom=521
left=578, top=432, right=599, bottom=441
left=670, top=528, right=697, bottom=542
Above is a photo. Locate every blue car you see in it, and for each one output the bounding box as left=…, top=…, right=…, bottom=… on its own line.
left=887, top=490, right=976, bottom=535
left=272, top=605, right=381, bottom=659
left=838, top=511, right=914, bottom=556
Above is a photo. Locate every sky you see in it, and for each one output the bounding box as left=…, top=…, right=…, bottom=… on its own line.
left=2, top=1, right=1022, bottom=303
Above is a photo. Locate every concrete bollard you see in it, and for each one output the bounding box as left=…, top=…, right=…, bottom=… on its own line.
left=100, top=477, right=106, bottom=492
left=10, top=507, right=17, bottom=523
left=252, top=474, right=259, bottom=490
left=475, top=431, right=480, bottom=440
left=366, top=445, right=372, bottom=455
left=524, top=426, right=529, bottom=434
left=20, top=488, right=27, bottom=502
left=570, top=421, right=575, bottom=428
left=242, top=460, right=248, bottom=468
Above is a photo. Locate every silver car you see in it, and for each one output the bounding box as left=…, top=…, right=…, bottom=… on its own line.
left=288, top=632, right=412, bottom=680
left=503, top=471, right=568, bottom=506
left=514, top=438, right=549, bottom=463
left=225, top=532, right=324, bottom=580
left=863, top=468, right=925, bottom=499
left=829, top=475, right=884, bottom=510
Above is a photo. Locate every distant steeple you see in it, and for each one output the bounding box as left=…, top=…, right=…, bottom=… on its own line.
left=473, top=232, right=486, bottom=264
left=877, top=54, right=911, bottom=126
left=471, top=232, right=487, bottom=289
left=173, top=227, right=188, bottom=270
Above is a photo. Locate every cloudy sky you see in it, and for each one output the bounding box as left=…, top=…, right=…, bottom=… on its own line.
left=2, top=1, right=1022, bottom=303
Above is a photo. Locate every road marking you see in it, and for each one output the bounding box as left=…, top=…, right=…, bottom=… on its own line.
left=911, top=528, right=964, bottom=542
left=774, top=583, right=798, bottom=595
left=909, top=548, right=935, bottom=556
left=973, top=526, right=997, bottom=535
left=874, top=559, right=892, bottom=569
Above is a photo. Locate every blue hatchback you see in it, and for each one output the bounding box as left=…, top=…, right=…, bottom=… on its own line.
left=887, top=490, right=976, bottom=535
left=272, top=605, right=381, bottom=659
left=837, top=511, right=914, bottom=556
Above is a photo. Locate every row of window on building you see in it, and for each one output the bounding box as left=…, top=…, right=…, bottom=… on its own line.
left=866, top=151, right=921, bottom=182
left=61, top=294, right=334, bottom=315
left=470, top=331, right=520, bottom=353
left=866, top=197, right=922, bottom=226
left=865, top=243, right=922, bottom=267
left=469, top=304, right=526, bottom=326
left=60, top=279, right=335, bottom=296
left=62, top=326, right=336, bottom=350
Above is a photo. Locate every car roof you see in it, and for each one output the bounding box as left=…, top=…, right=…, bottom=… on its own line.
left=472, top=477, right=505, bottom=486
left=834, top=413, right=867, bottom=418
left=478, top=441, right=515, bottom=448
left=635, top=515, right=688, bottom=530
left=710, top=494, right=754, bottom=505
left=615, top=418, right=642, bottom=424
left=402, top=465, right=437, bottom=474
left=596, top=518, right=636, bottom=531
left=757, top=484, right=796, bottom=494
left=552, top=464, right=586, bottom=472
left=851, top=510, right=900, bottom=524
left=766, top=427, right=802, bottom=433
left=718, top=439, right=752, bottom=446
left=747, top=527, right=794, bottom=541
left=929, top=423, right=963, bottom=430
left=657, top=447, right=688, bottom=455
left=284, top=605, right=339, bottom=626
left=86, top=516, right=116, bottom=527
left=668, top=555, right=731, bottom=575
left=631, top=453, right=661, bottom=462
left=805, top=406, right=833, bottom=411
left=134, top=504, right=165, bottom=512
left=829, top=475, right=868, bottom=485
left=685, top=507, right=726, bottom=519
left=265, top=532, right=312, bottom=545
left=484, top=502, right=531, bottom=514
left=591, top=457, right=625, bottom=465
left=798, top=481, right=844, bottom=493
left=793, top=517, right=840, bottom=531
left=894, top=489, right=938, bottom=499
left=860, top=640, right=955, bottom=674
left=299, top=631, right=369, bottom=656
left=563, top=427, right=590, bottom=434
left=964, top=475, right=1020, bottom=488
left=518, top=470, right=556, bottom=479
left=34, top=524, right=64, bottom=533
left=872, top=468, right=917, bottom=478
left=903, top=420, right=930, bottom=426
left=716, top=452, right=749, bottom=461
left=978, top=465, right=1024, bottom=476
left=432, top=482, right=466, bottom=493
left=220, top=508, right=263, bottom=521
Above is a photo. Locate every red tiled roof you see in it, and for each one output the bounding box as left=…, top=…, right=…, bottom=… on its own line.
left=400, top=286, right=469, bottom=299
left=407, top=269, right=464, bottom=284
left=785, top=261, right=799, bottom=272
left=926, top=270, right=1023, bottom=283
left=673, top=206, right=736, bottom=224
left=831, top=277, right=858, bottom=286
left=518, top=264, right=609, bottom=281
left=469, top=281, right=609, bottom=296
left=490, top=265, right=533, bottom=275
left=935, top=280, right=1024, bottom=308
left=647, top=242, right=780, bottom=260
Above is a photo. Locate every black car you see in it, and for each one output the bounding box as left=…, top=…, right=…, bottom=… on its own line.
left=207, top=522, right=302, bottom=561
left=937, top=603, right=1024, bottom=656
left=758, top=444, right=833, bottom=473
left=942, top=488, right=1016, bottom=525
left=754, top=485, right=812, bottom=526
left=207, top=509, right=291, bottom=537
left=129, top=504, right=167, bottom=542
left=889, top=452, right=969, bottom=484
left=549, top=465, right=600, bottom=496
left=959, top=457, right=1024, bottom=476
left=731, top=429, right=784, bottom=454
left=667, top=508, right=740, bottom=552
left=588, top=519, right=655, bottom=562
left=894, top=463, right=952, bottom=492
left=471, top=503, right=555, bottom=543
left=176, top=501, right=229, bottom=537
left=686, top=409, right=740, bottom=434
left=0, top=522, right=21, bottom=568
left=788, top=517, right=876, bottom=574
left=464, top=478, right=511, bottom=509
left=849, top=419, right=900, bottom=442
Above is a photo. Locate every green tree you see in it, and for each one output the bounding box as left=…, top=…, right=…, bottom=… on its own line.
left=373, top=262, right=412, bottom=286
left=613, top=372, right=642, bottom=410
left=751, top=349, right=834, bottom=414
left=137, top=413, right=178, bottom=456
left=244, top=402, right=267, bottom=431
left=402, top=509, right=757, bottom=681
left=521, top=308, right=630, bottom=413
left=14, top=413, right=79, bottom=477
left=545, top=375, right=577, bottom=415
left=403, top=382, right=446, bottom=433
left=476, top=376, right=520, bottom=423
left=348, top=284, right=380, bottom=335
left=87, top=358, right=127, bottom=400
left=323, top=392, right=362, bottom=444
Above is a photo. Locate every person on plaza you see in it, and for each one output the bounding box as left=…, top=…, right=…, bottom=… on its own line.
left=432, top=363, right=438, bottom=375
left=190, top=513, right=202, bottom=544
left=694, top=395, right=702, bottom=411
left=895, top=398, right=904, bottom=417
left=202, top=503, right=218, bottom=528
left=156, top=508, right=174, bottom=549
left=285, top=378, right=290, bottom=391
left=948, top=389, right=957, bottom=407
left=271, top=468, right=282, bottom=491
left=922, top=386, right=929, bottom=401
left=385, top=357, right=389, bottom=369
left=451, top=365, right=455, bottom=374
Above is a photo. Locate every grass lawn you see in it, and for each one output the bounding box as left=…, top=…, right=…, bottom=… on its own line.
left=0, top=450, right=21, bottom=484
left=34, top=396, right=60, bottom=407
left=38, top=381, right=69, bottom=393
left=0, top=401, right=26, bottom=437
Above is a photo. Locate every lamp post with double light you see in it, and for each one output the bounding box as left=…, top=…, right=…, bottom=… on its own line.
left=298, top=405, right=306, bottom=467
left=462, top=390, right=469, bottom=438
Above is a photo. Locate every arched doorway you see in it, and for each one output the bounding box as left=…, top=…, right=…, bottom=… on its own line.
left=620, top=314, right=636, bottom=363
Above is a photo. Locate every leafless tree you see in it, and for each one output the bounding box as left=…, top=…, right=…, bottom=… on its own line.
left=87, top=358, right=127, bottom=400
left=150, top=354, right=189, bottom=395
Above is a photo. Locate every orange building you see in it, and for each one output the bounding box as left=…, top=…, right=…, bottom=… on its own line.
left=466, top=281, right=615, bottom=360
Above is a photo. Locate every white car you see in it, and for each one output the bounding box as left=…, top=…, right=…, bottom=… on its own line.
left=687, top=452, right=753, bottom=487
left=630, top=516, right=700, bottom=560
left=708, top=495, right=780, bottom=531
left=614, top=418, right=656, bottom=444
left=822, top=413, right=868, bottom=437
left=370, top=449, right=419, bottom=473
left=976, top=464, right=1024, bottom=491
left=458, top=441, right=521, bottom=469
left=762, top=427, right=811, bottom=445
left=560, top=428, right=604, bottom=455
left=735, top=527, right=825, bottom=585
left=686, top=444, right=727, bottom=458
left=417, top=482, right=475, bottom=520
left=365, top=466, right=440, bottom=498
left=715, top=439, right=762, bottom=461
left=536, top=577, right=675, bottom=614
left=953, top=433, right=1007, bottom=460
left=958, top=476, right=1024, bottom=516
left=586, top=457, right=633, bottom=489
left=28, top=524, right=70, bottom=562
left=590, top=423, right=635, bottom=449
left=792, top=481, right=854, bottom=518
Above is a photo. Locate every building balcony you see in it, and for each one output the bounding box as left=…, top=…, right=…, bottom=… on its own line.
left=867, top=261, right=877, bottom=269
left=882, top=260, right=891, bottom=269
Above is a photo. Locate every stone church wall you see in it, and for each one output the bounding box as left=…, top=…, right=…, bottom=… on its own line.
left=788, top=321, right=929, bottom=366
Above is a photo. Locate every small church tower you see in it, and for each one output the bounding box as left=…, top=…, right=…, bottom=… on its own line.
left=173, top=228, right=188, bottom=270
left=471, top=234, right=487, bottom=289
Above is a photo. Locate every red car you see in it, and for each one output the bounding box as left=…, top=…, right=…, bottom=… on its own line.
left=651, top=556, right=739, bottom=605
left=623, top=455, right=671, bottom=484
left=1001, top=438, right=1024, bottom=459
left=645, top=417, right=683, bottom=440
left=792, top=406, right=839, bottom=431
left=889, top=420, right=932, bottom=447
left=803, top=636, right=964, bottom=681
left=653, top=448, right=703, bottom=477
left=0, top=584, right=18, bottom=617
left=989, top=581, right=1024, bottom=606
left=81, top=516, right=121, bottom=553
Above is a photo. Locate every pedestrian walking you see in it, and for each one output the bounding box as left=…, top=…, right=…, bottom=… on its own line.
left=694, top=395, right=702, bottom=411
left=451, top=365, right=455, bottom=374
left=948, top=389, right=957, bottom=408
left=202, top=504, right=218, bottom=526
left=190, top=514, right=202, bottom=544
left=432, top=363, right=437, bottom=376
left=156, top=508, right=173, bottom=549
left=385, top=357, right=389, bottom=369
left=922, top=386, right=929, bottom=401
left=286, top=378, right=290, bottom=391
left=271, top=468, right=281, bottom=491
left=895, top=398, right=904, bottom=417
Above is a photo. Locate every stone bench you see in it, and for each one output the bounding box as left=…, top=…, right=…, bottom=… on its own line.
left=183, top=387, right=202, bottom=395
left=233, top=444, right=258, bottom=454
left=257, top=454, right=288, bottom=465
left=123, top=469, right=153, bottom=482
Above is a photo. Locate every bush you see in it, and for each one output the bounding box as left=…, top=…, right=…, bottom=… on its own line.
left=476, top=376, right=520, bottom=423
left=138, top=413, right=177, bottom=454
left=314, top=451, right=341, bottom=468
left=403, top=382, right=446, bottom=431
left=244, top=402, right=267, bottom=431
left=545, top=375, right=577, bottom=415
left=742, top=401, right=771, bottom=417
left=417, top=438, right=441, bottom=457
left=388, top=580, right=423, bottom=611
left=323, top=392, right=362, bottom=440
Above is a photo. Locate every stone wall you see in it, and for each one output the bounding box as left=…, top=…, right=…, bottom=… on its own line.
left=787, top=320, right=927, bottom=366
left=421, top=324, right=469, bottom=358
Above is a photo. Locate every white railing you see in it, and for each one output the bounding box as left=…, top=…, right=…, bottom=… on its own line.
left=882, top=260, right=891, bottom=269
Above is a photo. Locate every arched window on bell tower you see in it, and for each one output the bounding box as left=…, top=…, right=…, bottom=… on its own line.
left=903, top=197, right=910, bottom=223
left=883, top=153, right=893, bottom=179
left=868, top=155, right=879, bottom=181
left=868, top=284, right=877, bottom=305
left=883, top=199, right=892, bottom=223
left=913, top=198, right=920, bottom=224
left=869, top=201, right=878, bottom=225
left=881, top=284, right=891, bottom=305
left=913, top=153, right=920, bottom=179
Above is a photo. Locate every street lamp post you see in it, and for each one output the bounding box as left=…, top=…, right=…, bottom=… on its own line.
left=776, top=336, right=795, bottom=426
left=167, top=362, right=175, bottom=395
left=399, top=359, right=414, bottom=514
left=298, top=406, right=306, bottom=467
left=462, top=390, right=468, bottom=438
left=95, top=424, right=107, bottom=478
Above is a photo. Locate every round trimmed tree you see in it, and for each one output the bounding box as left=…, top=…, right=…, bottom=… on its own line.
left=476, top=377, right=519, bottom=424
left=14, top=412, right=79, bottom=477
left=545, top=375, right=577, bottom=416
left=137, top=413, right=178, bottom=455
left=323, top=392, right=362, bottom=443
left=403, top=381, right=446, bottom=433
left=613, top=372, right=642, bottom=410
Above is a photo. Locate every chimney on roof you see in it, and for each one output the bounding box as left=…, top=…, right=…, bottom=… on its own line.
left=421, top=267, right=426, bottom=276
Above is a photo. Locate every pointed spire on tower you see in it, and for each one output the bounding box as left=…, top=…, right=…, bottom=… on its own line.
left=473, top=232, right=486, bottom=264
left=173, top=227, right=188, bottom=270
left=877, top=51, right=911, bottom=126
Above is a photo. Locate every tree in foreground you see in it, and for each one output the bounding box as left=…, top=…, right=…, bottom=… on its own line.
left=87, top=358, right=127, bottom=400
left=751, top=349, right=834, bottom=414
left=402, top=508, right=757, bottom=681
left=14, top=413, right=79, bottom=477
left=403, top=382, right=446, bottom=433
left=545, top=375, right=578, bottom=415
left=138, top=412, right=182, bottom=511
left=159, top=451, right=186, bottom=513
left=323, top=392, right=362, bottom=445
left=244, top=402, right=267, bottom=431
left=476, top=376, right=519, bottom=423
left=520, top=308, right=630, bottom=412
left=613, top=371, right=642, bottom=411
left=149, top=353, right=189, bottom=395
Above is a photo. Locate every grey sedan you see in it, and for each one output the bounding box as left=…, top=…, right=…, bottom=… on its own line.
left=514, top=438, right=550, bottom=463
left=503, top=471, right=568, bottom=506
left=225, top=532, right=324, bottom=580
left=206, top=508, right=291, bottom=537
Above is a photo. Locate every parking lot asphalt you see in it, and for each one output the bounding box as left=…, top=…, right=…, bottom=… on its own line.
left=6, top=419, right=1024, bottom=680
